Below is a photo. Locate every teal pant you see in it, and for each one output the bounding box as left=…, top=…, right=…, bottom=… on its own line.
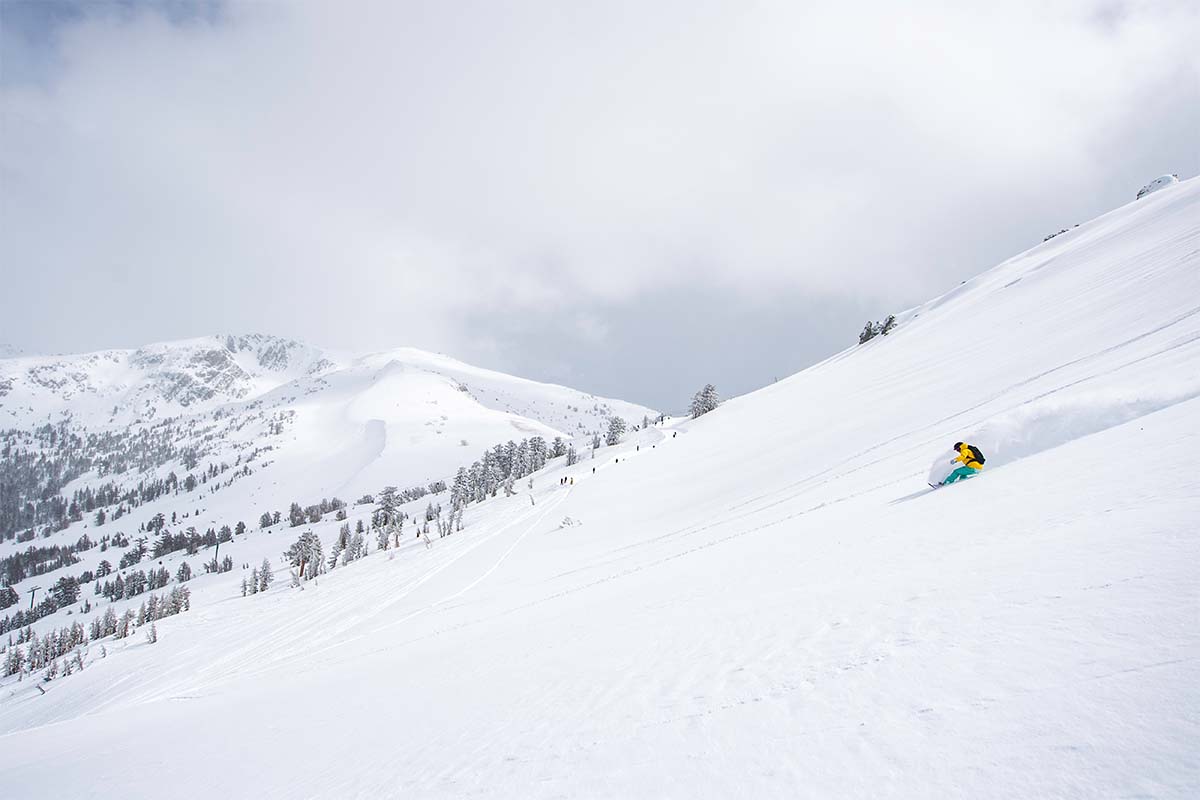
left=943, top=466, right=980, bottom=484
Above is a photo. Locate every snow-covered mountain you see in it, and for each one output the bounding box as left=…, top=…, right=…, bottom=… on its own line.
left=0, top=335, right=656, bottom=506
left=1, top=176, right=1197, bottom=798
left=0, top=333, right=339, bottom=427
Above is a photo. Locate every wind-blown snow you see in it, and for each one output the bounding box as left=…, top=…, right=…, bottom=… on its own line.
left=1, top=179, right=1198, bottom=798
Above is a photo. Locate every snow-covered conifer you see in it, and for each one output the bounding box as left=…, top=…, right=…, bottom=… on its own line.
left=689, top=385, right=720, bottom=419
left=348, top=531, right=365, bottom=562
left=858, top=321, right=880, bottom=344
left=259, top=558, right=274, bottom=591
left=284, top=532, right=325, bottom=580
left=376, top=486, right=399, bottom=525
left=605, top=417, right=627, bottom=446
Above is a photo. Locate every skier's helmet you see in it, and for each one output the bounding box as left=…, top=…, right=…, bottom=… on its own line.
left=953, top=441, right=963, bottom=450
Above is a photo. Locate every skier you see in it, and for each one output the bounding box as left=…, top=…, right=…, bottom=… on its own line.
left=939, top=441, right=985, bottom=485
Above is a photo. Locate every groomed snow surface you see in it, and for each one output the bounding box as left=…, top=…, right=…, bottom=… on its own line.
left=2, top=176, right=1198, bottom=798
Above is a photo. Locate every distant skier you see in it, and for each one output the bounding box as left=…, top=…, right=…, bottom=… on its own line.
left=938, top=441, right=985, bottom=486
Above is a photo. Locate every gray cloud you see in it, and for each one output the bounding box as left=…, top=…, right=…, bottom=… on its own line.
left=2, top=0, right=1197, bottom=409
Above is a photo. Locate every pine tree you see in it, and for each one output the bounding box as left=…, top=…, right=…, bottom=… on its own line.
left=880, top=314, right=897, bottom=335
left=3, top=644, right=23, bottom=676
left=689, top=384, right=720, bottom=419
left=451, top=467, right=470, bottom=512
left=502, top=441, right=518, bottom=476
left=284, top=532, right=325, bottom=581
left=605, top=416, right=627, bottom=446
left=348, top=532, right=365, bottom=562
left=529, top=436, right=547, bottom=471
left=101, top=608, right=118, bottom=637
left=259, top=558, right=274, bottom=592
left=376, top=486, right=399, bottom=526
left=513, top=440, right=531, bottom=478
left=858, top=321, right=880, bottom=344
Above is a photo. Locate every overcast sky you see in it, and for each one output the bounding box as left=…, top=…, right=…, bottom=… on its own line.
left=1, top=0, right=1197, bottom=409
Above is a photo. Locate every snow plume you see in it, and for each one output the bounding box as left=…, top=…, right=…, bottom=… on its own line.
left=967, top=383, right=1200, bottom=467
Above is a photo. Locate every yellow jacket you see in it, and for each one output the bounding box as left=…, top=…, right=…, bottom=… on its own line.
left=954, top=443, right=984, bottom=470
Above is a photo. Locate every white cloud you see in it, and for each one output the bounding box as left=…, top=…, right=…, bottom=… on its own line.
left=1, top=0, right=1197, bottom=395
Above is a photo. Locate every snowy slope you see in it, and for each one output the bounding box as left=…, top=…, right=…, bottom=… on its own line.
left=1, top=177, right=1197, bottom=798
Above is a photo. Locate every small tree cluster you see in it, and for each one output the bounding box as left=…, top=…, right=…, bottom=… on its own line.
left=435, top=435, right=554, bottom=533
left=327, top=523, right=366, bottom=569
left=203, top=555, right=234, bottom=575
left=2, top=585, right=190, bottom=681
left=97, top=566, right=170, bottom=602
left=5, top=620, right=85, bottom=676
left=689, top=384, right=720, bottom=419
left=858, top=314, right=897, bottom=344
left=243, top=557, right=275, bottom=596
